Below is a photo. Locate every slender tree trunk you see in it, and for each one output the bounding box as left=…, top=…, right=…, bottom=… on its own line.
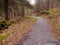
left=52, top=0, right=53, bottom=12
left=47, top=0, right=50, bottom=10
left=21, top=4, right=24, bottom=17
left=4, top=0, right=9, bottom=20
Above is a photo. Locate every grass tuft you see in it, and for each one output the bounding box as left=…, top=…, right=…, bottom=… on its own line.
left=24, top=16, right=36, bottom=22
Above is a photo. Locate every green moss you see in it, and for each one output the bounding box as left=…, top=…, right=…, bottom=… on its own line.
left=0, top=33, right=9, bottom=41
left=5, top=21, right=12, bottom=26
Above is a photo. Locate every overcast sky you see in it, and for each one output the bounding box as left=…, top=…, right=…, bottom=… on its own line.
left=28, top=0, right=36, bottom=5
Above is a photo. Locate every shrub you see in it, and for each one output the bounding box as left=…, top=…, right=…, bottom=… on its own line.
left=40, top=10, right=50, bottom=15
left=0, top=20, right=12, bottom=30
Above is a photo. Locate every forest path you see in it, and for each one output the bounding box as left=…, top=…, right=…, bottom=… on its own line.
left=17, top=16, right=59, bottom=45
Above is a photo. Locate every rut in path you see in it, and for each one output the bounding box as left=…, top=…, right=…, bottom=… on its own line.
left=17, top=17, right=59, bottom=45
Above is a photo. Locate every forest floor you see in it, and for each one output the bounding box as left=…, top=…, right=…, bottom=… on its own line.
left=0, top=16, right=36, bottom=45
left=41, top=7, right=60, bottom=42
left=0, top=7, right=60, bottom=45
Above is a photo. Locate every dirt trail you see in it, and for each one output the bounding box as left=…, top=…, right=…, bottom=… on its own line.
left=17, top=17, right=59, bottom=45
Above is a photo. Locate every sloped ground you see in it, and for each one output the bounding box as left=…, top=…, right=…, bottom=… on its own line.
left=47, top=14, right=60, bottom=42
left=0, top=17, right=36, bottom=45
left=41, top=7, right=60, bottom=42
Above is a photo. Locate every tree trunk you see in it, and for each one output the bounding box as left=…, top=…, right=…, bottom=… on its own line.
left=51, top=0, right=53, bottom=12
left=47, top=0, right=50, bottom=10
left=21, top=4, right=24, bottom=17
left=4, top=0, right=9, bottom=20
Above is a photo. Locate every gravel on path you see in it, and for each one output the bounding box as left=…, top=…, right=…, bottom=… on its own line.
left=17, top=17, right=59, bottom=45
